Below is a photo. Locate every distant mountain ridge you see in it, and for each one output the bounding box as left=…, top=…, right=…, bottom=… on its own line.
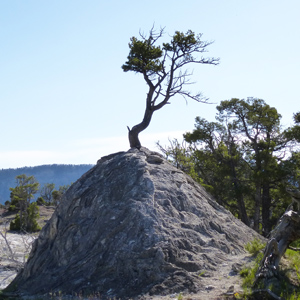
left=0, top=164, right=93, bottom=204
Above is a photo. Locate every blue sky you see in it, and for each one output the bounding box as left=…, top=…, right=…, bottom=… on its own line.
left=1, top=0, right=299, bottom=168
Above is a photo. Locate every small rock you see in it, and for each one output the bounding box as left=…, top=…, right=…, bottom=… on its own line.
left=232, top=262, right=243, bottom=273
left=146, top=155, right=164, bottom=164
left=226, top=285, right=234, bottom=294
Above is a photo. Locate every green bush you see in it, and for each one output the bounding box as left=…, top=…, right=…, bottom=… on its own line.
left=240, top=238, right=266, bottom=295
left=10, top=214, right=21, bottom=231
left=244, top=238, right=265, bottom=256
left=36, top=197, right=46, bottom=206
left=10, top=202, right=41, bottom=232
left=26, top=202, right=41, bottom=232
left=8, top=204, right=17, bottom=212
left=241, top=239, right=300, bottom=299
left=240, top=251, right=264, bottom=289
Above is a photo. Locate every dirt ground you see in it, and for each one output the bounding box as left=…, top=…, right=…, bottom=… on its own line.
left=0, top=205, right=56, bottom=226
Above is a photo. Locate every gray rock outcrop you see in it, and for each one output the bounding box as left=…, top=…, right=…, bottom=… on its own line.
left=5, top=148, right=260, bottom=299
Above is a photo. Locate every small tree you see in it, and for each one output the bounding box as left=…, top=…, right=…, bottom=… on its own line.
left=122, top=27, right=219, bottom=148
left=285, top=111, right=300, bottom=143
left=10, top=202, right=41, bottom=232
left=157, top=139, right=199, bottom=182
left=40, top=183, right=55, bottom=205
left=52, top=184, right=69, bottom=206
left=9, top=174, right=39, bottom=232
left=184, top=116, right=251, bottom=226
left=26, top=202, right=41, bottom=232
left=36, top=197, right=46, bottom=206
left=216, top=98, right=291, bottom=234
left=178, top=98, right=295, bottom=235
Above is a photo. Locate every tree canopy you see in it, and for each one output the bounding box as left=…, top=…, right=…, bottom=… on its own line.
left=122, top=27, right=219, bottom=149
left=160, top=98, right=300, bottom=236
left=9, top=174, right=40, bottom=232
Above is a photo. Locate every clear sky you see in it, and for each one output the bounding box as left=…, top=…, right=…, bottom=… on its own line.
left=1, top=0, right=299, bottom=168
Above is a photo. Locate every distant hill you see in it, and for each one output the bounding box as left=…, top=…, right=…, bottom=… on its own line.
left=0, top=164, right=93, bottom=204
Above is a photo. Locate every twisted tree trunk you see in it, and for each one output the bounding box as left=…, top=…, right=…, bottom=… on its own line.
left=127, top=104, right=154, bottom=149
left=127, top=82, right=164, bottom=149
left=254, top=209, right=300, bottom=294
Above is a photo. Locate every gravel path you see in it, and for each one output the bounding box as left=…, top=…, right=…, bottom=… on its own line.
left=140, top=252, right=253, bottom=300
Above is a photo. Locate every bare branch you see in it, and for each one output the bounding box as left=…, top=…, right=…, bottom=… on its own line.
left=288, top=246, right=300, bottom=251
left=139, top=25, right=165, bottom=44
left=0, top=222, right=17, bottom=263
left=177, top=90, right=209, bottom=103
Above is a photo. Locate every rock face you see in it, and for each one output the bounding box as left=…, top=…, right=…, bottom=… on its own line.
left=6, top=148, right=259, bottom=299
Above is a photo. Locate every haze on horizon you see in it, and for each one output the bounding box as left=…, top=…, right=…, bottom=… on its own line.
left=1, top=0, right=299, bottom=169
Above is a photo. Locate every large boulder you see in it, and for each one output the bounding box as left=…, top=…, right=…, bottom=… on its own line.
left=5, top=148, right=260, bottom=299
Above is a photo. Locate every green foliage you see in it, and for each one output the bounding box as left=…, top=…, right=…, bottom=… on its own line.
left=240, top=240, right=300, bottom=299
left=51, top=190, right=61, bottom=206
left=244, top=238, right=266, bottom=256
left=184, top=113, right=253, bottom=225
left=177, top=292, right=183, bottom=300
left=9, top=174, right=39, bottom=208
left=51, top=185, right=69, bottom=206
left=285, top=112, right=300, bottom=143
left=10, top=202, right=41, bottom=232
left=216, top=98, right=287, bottom=233
left=122, top=36, right=163, bottom=74
left=284, top=152, right=300, bottom=190
left=26, top=202, right=41, bottom=232
left=0, top=164, right=92, bottom=204
left=173, top=97, right=300, bottom=235
left=36, top=197, right=46, bottom=206
left=10, top=214, right=21, bottom=231
left=158, top=97, right=300, bottom=238
left=283, top=291, right=300, bottom=300
left=198, top=270, right=206, bottom=277
left=122, top=26, right=219, bottom=148
left=157, top=139, right=200, bottom=182
left=240, top=252, right=264, bottom=290
left=8, top=174, right=40, bottom=232
left=240, top=239, right=265, bottom=294
left=8, top=204, right=16, bottom=212
left=278, top=248, right=300, bottom=300
left=285, top=248, right=300, bottom=280
left=163, top=30, right=204, bottom=61
left=122, top=28, right=218, bottom=78
left=40, top=183, right=55, bottom=204
left=290, top=239, right=300, bottom=248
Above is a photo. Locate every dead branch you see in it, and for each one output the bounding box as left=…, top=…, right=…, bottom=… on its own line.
left=0, top=218, right=36, bottom=270
left=254, top=209, right=300, bottom=291
left=0, top=221, right=17, bottom=264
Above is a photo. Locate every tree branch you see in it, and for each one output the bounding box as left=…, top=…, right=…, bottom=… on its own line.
left=123, top=27, right=219, bottom=148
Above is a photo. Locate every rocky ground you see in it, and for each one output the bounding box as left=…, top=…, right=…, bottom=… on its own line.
left=0, top=205, right=256, bottom=300
left=140, top=254, right=253, bottom=300
left=0, top=206, right=55, bottom=290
